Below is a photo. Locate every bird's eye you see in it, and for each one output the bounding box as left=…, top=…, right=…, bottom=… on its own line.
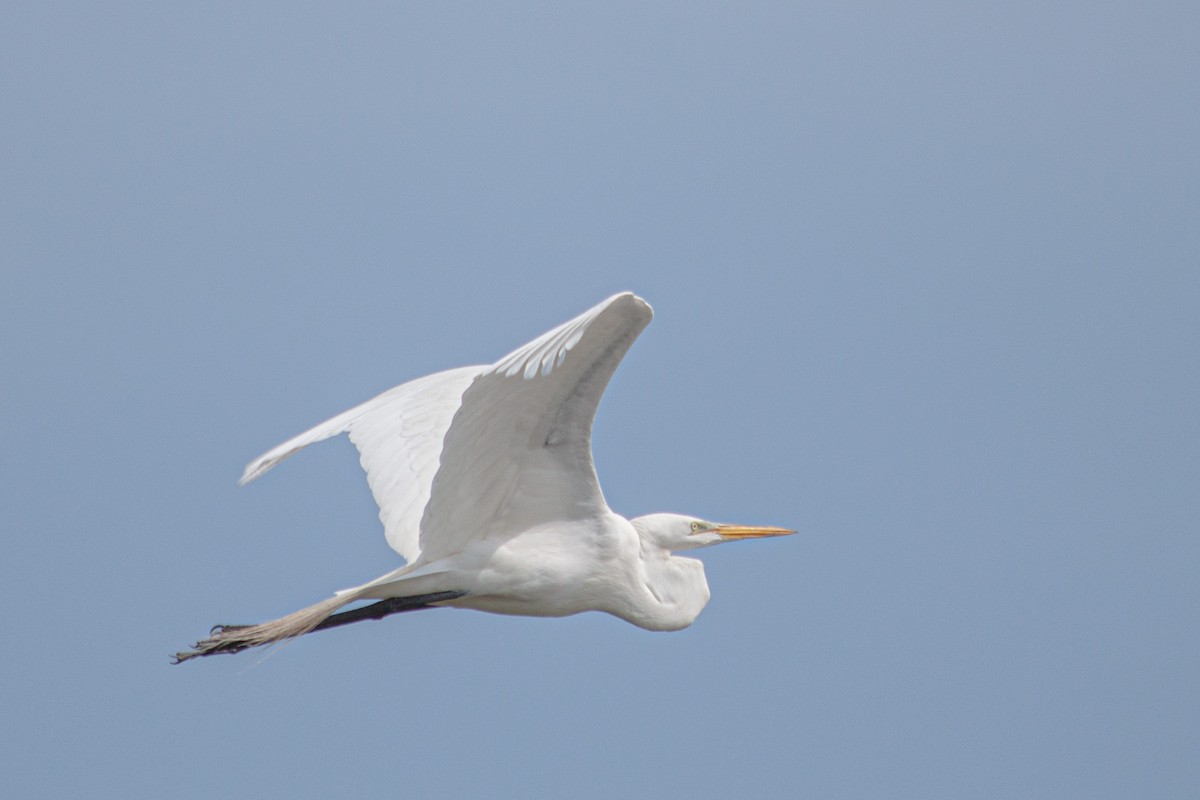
left=690, top=521, right=703, bottom=532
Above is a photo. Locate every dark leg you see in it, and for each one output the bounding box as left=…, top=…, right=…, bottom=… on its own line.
left=309, top=590, right=468, bottom=633
left=172, top=590, right=468, bottom=663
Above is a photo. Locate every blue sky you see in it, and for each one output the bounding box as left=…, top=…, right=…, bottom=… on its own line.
left=2, top=3, right=1197, bottom=798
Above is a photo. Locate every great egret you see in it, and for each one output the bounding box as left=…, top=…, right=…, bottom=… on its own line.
left=174, top=292, right=792, bottom=662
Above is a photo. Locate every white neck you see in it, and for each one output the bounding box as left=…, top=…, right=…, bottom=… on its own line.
left=620, top=538, right=712, bottom=631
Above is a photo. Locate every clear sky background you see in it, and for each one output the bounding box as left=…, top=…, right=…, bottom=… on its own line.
left=2, top=3, right=1197, bottom=798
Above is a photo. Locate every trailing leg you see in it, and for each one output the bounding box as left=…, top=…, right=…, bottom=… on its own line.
left=310, top=591, right=467, bottom=633
left=171, top=590, right=467, bottom=663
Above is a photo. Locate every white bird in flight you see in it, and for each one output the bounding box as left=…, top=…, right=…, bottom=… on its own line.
left=175, top=293, right=792, bottom=662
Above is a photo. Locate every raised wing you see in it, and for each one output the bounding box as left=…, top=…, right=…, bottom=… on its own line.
left=239, top=365, right=482, bottom=563
left=416, top=292, right=653, bottom=563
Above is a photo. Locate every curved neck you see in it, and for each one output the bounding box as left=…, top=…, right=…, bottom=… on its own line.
left=626, top=547, right=711, bottom=632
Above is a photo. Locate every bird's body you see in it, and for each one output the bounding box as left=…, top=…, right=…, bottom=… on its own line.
left=362, top=514, right=709, bottom=631
left=175, top=293, right=791, bottom=662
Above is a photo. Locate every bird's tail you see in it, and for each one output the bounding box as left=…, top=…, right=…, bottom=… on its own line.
left=172, top=590, right=365, bottom=664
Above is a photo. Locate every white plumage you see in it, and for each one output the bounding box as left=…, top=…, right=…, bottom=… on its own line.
left=175, top=292, right=792, bottom=662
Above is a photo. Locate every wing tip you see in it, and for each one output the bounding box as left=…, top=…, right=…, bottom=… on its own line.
left=238, top=463, right=265, bottom=486
left=238, top=451, right=290, bottom=486
left=606, top=291, right=654, bottom=326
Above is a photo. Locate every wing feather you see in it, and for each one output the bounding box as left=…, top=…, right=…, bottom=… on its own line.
left=416, top=292, right=653, bottom=562
left=240, top=366, right=481, bottom=563
left=239, top=292, right=652, bottom=568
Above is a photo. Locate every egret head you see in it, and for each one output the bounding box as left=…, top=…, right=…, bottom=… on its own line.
left=632, top=513, right=795, bottom=553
